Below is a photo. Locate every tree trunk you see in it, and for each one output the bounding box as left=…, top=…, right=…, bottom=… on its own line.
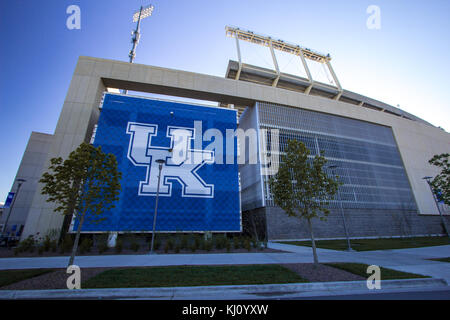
left=307, top=218, right=319, bottom=265
left=68, top=211, right=85, bottom=267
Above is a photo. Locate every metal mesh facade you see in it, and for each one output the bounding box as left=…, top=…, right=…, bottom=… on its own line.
left=258, top=102, right=417, bottom=210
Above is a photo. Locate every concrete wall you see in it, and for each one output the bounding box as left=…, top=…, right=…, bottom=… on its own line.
left=21, top=58, right=105, bottom=239
left=264, top=207, right=450, bottom=240
left=1, top=132, right=53, bottom=235
left=238, top=105, right=265, bottom=211
left=19, top=56, right=450, bottom=239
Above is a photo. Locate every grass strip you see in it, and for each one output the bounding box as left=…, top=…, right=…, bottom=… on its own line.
left=325, top=263, right=429, bottom=279
left=83, top=264, right=308, bottom=288
left=280, top=236, right=450, bottom=251
left=0, top=269, right=53, bottom=287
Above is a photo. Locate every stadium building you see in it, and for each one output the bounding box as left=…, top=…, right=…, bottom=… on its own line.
left=2, top=27, right=449, bottom=241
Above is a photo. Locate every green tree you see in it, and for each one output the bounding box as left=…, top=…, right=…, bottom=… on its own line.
left=429, top=153, right=450, bottom=206
left=269, top=140, right=339, bottom=264
left=40, top=142, right=121, bottom=266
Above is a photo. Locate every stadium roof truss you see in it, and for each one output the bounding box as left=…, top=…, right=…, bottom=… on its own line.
left=225, top=26, right=343, bottom=100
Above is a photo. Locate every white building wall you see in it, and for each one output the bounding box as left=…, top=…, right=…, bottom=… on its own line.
left=19, top=56, right=450, bottom=239
left=1, top=132, right=53, bottom=236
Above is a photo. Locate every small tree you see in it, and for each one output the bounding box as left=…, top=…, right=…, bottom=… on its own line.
left=429, top=153, right=450, bottom=206
left=40, top=142, right=121, bottom=266
left=428, top=153, right=450, bottom=239
left=269, top=140, right=339, bottom=264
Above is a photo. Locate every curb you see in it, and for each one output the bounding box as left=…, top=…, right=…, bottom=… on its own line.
left=0, top=278, right=447, bottom=300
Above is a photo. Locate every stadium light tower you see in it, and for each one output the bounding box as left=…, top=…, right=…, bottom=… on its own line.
left=129, top=4, right=154, bottom=64
left=124, top=4, right=154, bottom=94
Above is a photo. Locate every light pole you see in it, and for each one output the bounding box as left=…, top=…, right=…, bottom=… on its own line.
left=124, top=4, right=154, bottom=95
left=423, top=176, right=450, bottom=239
left=150, top=159, right=165, bottom=254
left=327, top=165, right=353, bottom=251
left=2, top=178, right=26, bottom=239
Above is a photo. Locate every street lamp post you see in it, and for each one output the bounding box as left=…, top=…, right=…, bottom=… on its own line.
left=150, top=159, right=165, bottom=254
left=2, top=178, right=26, bottom=241
left=327, top=165, right=353, bottom=251
left=124, top=4, right=154, bottom=95
left=423, top=176, right=450, bottom=239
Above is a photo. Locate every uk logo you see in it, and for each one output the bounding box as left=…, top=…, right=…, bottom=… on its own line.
left=126, top=122, right=215, bottom=198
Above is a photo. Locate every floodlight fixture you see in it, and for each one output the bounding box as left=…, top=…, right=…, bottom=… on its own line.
left=132, top=4, right=154, bottom=22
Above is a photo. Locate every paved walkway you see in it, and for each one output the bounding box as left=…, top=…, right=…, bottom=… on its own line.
left=0, top=243, right=449, bottom=283
left=270, top=243, right=450, bottom=283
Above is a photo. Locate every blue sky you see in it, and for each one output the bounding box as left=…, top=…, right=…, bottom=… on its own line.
left=0, top=0, right=449, bottom=202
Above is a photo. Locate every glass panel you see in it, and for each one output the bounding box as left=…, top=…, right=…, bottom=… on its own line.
left=258, top=102, right=417, bottom=210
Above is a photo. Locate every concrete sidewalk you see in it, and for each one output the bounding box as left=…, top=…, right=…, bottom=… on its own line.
left=0, top=243, right=449, bottom=282
left=269, top=242, right=450, bottom=283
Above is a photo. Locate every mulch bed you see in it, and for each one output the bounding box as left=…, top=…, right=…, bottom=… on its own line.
left=0, top=263, right=365, bottom=291
left=281, top=263, right=365, bottom=282
left=0, top=246, right=281, bottom=258
left=0, top=268, right=108, bottom=290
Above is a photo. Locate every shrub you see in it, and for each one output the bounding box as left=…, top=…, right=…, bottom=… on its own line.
left=42, top=229, right=59, bottom=252
left=233, top=237, right=240, bottom=249
left=164, top=238, right=174, bottom=253
left=60, top=234, right=73, bottom=253
left=15, top=235, right=37, bottom=254
left=194, top=235, right=201, bottom=249
left=153, top=237, right=161, bottom=251
left=79, top=238, right=93, bottom=254
left=244, top=238, right=251, bottom=252
left=225, top=238, right=231, bottom=252
left=251, top=237, right=259, bottom=249
left=214, top=235, right=227, bottom=250
left=164, top=240, right=170, bottom=253
left=180, top=235, right=188, bottom=250
left=130, top=241, right=140, bottom=252
left=115, top=238, right=123, bottom=253
left=98, top=242, right=108, bottom=254
left=97, top=234, right=109, bottom=254
left=42, top=235, right=52, bottom=252
left=50, top=240, right=57, bottom=252
left=205, top=239, right=213, bottom=252
left=190, top=236, right=198, bottom=252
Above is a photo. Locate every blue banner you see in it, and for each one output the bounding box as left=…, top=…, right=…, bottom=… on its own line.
left=3, top=192, right=14, bottom=208
left=75, top=94, right=241, bottom=232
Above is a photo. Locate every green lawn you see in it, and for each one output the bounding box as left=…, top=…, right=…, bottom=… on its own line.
left=280, top=236, right=450, bottom=251
left=0, top=269, right=53, bottom=287
left=83, top=265, right=308, bottom=289
left=325, top=263, right=429, bottom=279
left=430, top=257, right=450, bottom=263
